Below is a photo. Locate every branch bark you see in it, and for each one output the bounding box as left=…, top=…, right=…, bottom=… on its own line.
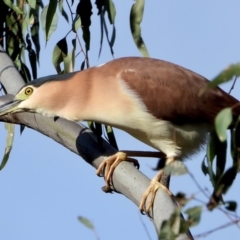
left=0, top=45, right=193, bottom=240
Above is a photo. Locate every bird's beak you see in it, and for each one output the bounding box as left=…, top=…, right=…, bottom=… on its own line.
left=0, top=99, right=23, bottom=116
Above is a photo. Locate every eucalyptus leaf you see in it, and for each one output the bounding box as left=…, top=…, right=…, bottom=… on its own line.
left=225, top=201, right=237, bottom=212
left=3, top=0, right=23, bottom=14
left=28, top=0, right=37, bottom=9
left=31, top=22, right=40, bottom=63
left=215, top=108, right=232, bottom=142
left=41, top=5, right=58, bottom=41
left=130, top=0, right=149, bottom=57
left=76, top=0, right=92, bottom=51
left=58, top=0, right=69, bottom=22
left=217, top=166, right=237, bottom=195
left=209, top=63, right=240, bottom=88
left=52, top=37, right=68, bottom=73
left=159, top=208, right=189, bottom=239
left=0, top=123, right=15, bottom=170
left=78, top=216, right=95, bottom=230
left=105, top=125, right=118, bottom=150
left=72, top=15, right=81, bottom=33
left=185, top=206, right=202, bottom=227
left=63, top=39, right=76, bottom=73
left=104, top=0, right=116, bottom=24
left=45, top=1, right=57, bottom=40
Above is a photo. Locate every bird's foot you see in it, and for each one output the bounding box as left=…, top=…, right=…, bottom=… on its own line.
left=96, top=152, right=139, bottom=192
left=139, top=170, right=173, bottom=216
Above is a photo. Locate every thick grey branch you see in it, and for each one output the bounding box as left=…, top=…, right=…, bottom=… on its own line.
left=0, top=46, right=193, bottom=240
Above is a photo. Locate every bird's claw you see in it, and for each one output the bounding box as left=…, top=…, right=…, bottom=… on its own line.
left=139, top=175, right=173, bottom=216
left=96, top=152, right=139, bottom=192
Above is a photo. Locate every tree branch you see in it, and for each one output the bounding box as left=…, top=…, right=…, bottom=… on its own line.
left=0, top=45, right=193, bottom=240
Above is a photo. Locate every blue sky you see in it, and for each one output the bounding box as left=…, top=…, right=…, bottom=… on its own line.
left=0, top=1, right=240, bottom=239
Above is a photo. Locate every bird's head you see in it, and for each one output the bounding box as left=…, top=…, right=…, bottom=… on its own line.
left=0, top=85, right=38, bottom=116
left=0, top=80, right=62, bottom=118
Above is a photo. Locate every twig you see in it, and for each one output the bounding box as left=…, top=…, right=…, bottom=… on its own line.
left=139, top=213, right=152, bottom=240
left=65, top=0, right=74, bottom=22
left=188, top=167, right=240, bottom=229
left=228, top=76, right=238, bottom=94
left=76, top=34, right=90, bottom=68
left=194, top=219, right=240, bottom=239
left=204, top=188, right=240, bottom=229
left=187, top=166, right=209, bottom=199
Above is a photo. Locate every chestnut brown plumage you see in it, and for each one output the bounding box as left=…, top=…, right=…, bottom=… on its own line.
left=0, top=57, right=239, bottom=214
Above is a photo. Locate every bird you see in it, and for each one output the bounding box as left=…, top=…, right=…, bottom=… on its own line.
left=0, top=57, right=239, bottom=215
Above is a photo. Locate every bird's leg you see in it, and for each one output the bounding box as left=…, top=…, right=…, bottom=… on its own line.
left=96, top=152, right=139, bottom=192
left=96, top=151, right=165, bottom=192
left=139, top=157, right=175, bottom=215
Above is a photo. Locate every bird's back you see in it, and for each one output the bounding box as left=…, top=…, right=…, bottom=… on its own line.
left=95, top=57, right=240, bottom=125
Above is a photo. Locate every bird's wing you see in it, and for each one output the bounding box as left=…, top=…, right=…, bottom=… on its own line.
left=115, top=57, right=239, bottom=125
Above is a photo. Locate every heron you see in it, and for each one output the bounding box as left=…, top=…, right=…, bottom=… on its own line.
left=0, top=57, right=239, bottom=214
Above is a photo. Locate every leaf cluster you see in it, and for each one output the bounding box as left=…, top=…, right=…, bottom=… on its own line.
left=202, top=66, right=240, bottom=210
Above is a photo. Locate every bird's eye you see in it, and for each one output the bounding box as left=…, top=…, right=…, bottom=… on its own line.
left=25, top=87, right=33, bottom=95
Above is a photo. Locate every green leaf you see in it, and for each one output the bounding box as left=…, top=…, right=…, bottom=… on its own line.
left=207, top=132, right=216, bottom=163
left=31, top=22, right=41, bottom=63
left=52, top=37, right=68, bottom=73
left=215, top=135, right=227, bottom=182
left=28, top=0, right=37, bottom=9
left=0, top=123, right=15, bottom=170
left=3, top=0, right=23, bottom=14
left=201, top=157, right=209, bottom=175
left=216, top=166, right=237, bottom=195
left=28, top=49, right=37, bottom=79
left=209, top=63, right=240, bottom=88
left=215, top=108, right=232, bottom=142
left=159, top=208, right=189, bottom=239
left=101, top=13, right=115, bottom=57
left=205, top=151, right=216, bottom=186
left=46, top=0, right=57, bottom=40
left=234, top=121, right=240, bottom=171
left=26, top=33, right=37, bottom=79
left=37, top=0, right=44, bottom=8
left=80, top=60, right=85, bottom=70
left=64, top=51, right=74, bottom=73
left=6, top=12, right=19, bottom=36
left=78, top=216, right=95, bottom=230
left=185, top=206, right=202, bottom=227
left=76, top=0, right=92, bottom=51
left=104, top=0, right=116, bottom=24
left=63, top=39, right=76, bottom=73
left=41, top=5, right=58, bottom=41
left=88, top=122, right=104, bottom=150
left=58, top=0, right=69, bottom=22
left=21, top=17, right=29, bottom=36
left=20, top=62, right=32, bottom=83
left=98, top=12, right=104, bottom=58
left=6, top=33, right=19, bottom=59
left=159, top=222, right=176, bottom=240
left=130, top=0, right=149, bottom=57
left=225, top=201, right=237, bottom=212
left=95, top=0, right=104, bottom=15
left=175, top=192, right=189, bottom=207
left=206, top=131, right=227, bottom=187
left=105, top=125, right=118, bottom=150
left=72, top=15, right=81, bottom=33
